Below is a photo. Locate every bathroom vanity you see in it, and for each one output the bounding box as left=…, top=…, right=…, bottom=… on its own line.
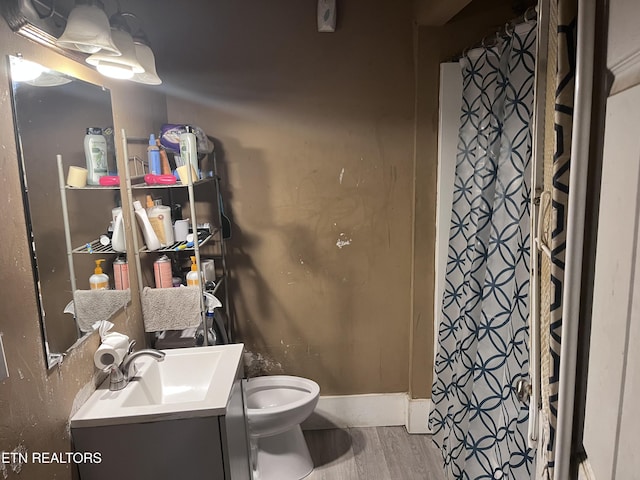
left=70, top=344, right=250, bottom=480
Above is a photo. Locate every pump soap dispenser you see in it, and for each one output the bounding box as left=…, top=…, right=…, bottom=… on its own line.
left=90, top=259, right=110, bottom=290
left=186, top=256, right=200, bottom=286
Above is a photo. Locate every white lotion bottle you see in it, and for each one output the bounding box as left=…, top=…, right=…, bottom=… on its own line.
left=111, top=210, right=126, bottom=252
left=84, top=127, right=108, bottom=185
left=133, top=200, right=161, bottom=251
left=179, top=126, right=199, bottom=180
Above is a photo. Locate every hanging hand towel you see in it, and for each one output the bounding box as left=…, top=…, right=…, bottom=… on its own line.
left=73, top=289, right=131, bottom=333
left=141, top=286, right=202, bottom=332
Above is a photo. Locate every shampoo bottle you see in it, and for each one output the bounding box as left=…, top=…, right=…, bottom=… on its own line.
left=148, top=133, right=161, bottom=175
left=133, top=200, right=161, bottom=251
left=186, top=256, right=200, bottom=286
left=84, top=127, right=108, bottom=185
left=179, top=126, right=199, bottom=180
left=145, top=195, right=174, bottom=247
left=90, top=259, right=110, bottom=290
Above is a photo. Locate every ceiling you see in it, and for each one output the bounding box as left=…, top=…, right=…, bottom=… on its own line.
left=414, top=0, right=474, bottom=26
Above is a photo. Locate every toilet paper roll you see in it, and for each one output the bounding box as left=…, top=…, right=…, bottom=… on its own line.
left=94, top=343, right=127, bottom=370
left=94, top=332, right=130, bottom=370
left=67, top=166, right=88, bottom=187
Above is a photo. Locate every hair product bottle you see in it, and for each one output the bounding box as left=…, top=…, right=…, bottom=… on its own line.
left=113, top=255, right=129, bottom=290
left=148, top=133, right=161, bottom=175
left=84, top=127, right=108, bottom=185
left=179, top=126, right=199, bottom=180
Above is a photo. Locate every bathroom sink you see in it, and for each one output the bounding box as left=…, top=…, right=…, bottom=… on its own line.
left=71, top=344, right=244, bottom=428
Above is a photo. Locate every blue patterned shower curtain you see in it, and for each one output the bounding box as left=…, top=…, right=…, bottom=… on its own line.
left=429, top=21, right=536, bottom=480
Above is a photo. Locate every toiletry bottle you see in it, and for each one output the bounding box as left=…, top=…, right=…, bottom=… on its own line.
left=146, top=195, right=174, bottom=247
left=133, top=200, right=161, bottom=251
left=179, top=126, right=199, bottom=180
left=111, top=208, right=126, bottom=252
left=84, top=127, right=108, bottom=185
left=153, top=255, right=172, bottom=288
left=186, top=256, right=200, bottom=286
left=148, top=133, right=161, bottom=175
left=158, top=140, right=172, bottom=175
left=90, top=259, right=110, bottom=290
left=113, top=255, right=129, bottom=290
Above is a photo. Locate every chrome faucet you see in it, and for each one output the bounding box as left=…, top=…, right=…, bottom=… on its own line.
left=107, top=341, right=166, bottom=391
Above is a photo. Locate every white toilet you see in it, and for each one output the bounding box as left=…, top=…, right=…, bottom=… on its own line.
left=244, top=375, right=320, bottom=480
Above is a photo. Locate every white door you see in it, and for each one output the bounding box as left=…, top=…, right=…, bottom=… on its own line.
left=582, top=1, right=640, bottom=475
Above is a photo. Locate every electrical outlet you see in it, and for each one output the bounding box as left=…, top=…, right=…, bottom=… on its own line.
left=0, top=335, right=9, bottom=381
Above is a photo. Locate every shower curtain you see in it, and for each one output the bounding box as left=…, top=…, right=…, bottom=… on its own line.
left=429, top=21, right=537, bottom=479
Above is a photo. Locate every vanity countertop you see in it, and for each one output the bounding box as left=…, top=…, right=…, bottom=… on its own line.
left=71, top=343, right=244, bottom=428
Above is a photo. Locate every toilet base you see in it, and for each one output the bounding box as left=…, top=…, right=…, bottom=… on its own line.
left=252, top=425, right=314, bottom=480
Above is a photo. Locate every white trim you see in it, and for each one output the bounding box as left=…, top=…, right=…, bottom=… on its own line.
left=610, top=50, right=640, bottom=96
left=301, top=393, right=432, bottom=434
left=406, top=398, right=433, bottom=434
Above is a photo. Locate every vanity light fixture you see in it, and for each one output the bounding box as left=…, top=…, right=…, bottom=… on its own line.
left=1, top=1, right=161, bottom=84
left=56, top=1, right=120, bottom=55
left=131, top=36, right=162, bottom=85
left=86, top=14, right=144, bottom=80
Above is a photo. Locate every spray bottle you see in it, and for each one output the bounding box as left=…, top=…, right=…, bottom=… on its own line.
left=203, top=292, right=229, bottom=345
left=90, top=259, right=109, bottom=290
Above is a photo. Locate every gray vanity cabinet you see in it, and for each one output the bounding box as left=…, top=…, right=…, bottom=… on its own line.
left=71, top=371, right=251, bottom=480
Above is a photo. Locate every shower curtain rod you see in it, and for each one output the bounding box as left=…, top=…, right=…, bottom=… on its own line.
left=450, top=5, right=538, bottom=61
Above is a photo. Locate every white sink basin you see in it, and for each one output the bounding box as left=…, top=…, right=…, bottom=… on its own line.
left=71, top=344, right=244, bottom=428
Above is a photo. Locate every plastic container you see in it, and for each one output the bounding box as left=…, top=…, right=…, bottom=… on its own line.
left=84, top=127, right=108, bottom=185
left=133, top=200, right=161, bottom=251
left=148, top=133, right=162, bottom=175
left=179, top=126, right=199, bottom=180
left=90, top=259, right=109, bottom=290
left=146, top=195, right=174, bottom=247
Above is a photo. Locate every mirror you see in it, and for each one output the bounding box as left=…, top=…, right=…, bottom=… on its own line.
left=8, top=55, right=130, bottom=368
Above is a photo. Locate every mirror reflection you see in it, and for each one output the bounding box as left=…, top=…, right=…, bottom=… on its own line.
left=9, top=55, right=130, bottom=368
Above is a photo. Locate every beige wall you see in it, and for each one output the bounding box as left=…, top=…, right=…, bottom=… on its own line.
left=150, top=0, right=515, bottom=397
left=164, top=0, right=416, bottom=395
left=0, top=20, right=166, bottom=478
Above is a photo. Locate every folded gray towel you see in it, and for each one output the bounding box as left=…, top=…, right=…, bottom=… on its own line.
left=141, top=286, right=202, bottom=332
left=73, top=289, right=131, bottom=332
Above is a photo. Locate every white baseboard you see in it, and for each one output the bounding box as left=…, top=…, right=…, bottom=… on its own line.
left=406, top=398, right=432, bottom=434
left=302, top=393, right=432, bottom=434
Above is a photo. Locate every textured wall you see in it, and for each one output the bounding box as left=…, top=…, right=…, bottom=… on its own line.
left=154, top=0, right=416, bottom=394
